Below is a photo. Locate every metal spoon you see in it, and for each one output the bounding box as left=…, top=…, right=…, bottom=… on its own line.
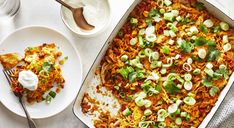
left=56, top=0, right=95, bottom=30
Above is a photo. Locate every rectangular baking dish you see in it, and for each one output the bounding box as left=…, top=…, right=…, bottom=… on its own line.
left=73, top=0, right=234, bottom=127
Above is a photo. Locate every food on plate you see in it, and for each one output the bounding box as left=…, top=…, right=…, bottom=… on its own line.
left=0, top=53, right=22, bottom=69
left=1, top=43, right=67, bottom=104
left=81, top=0, right=234, bottom=127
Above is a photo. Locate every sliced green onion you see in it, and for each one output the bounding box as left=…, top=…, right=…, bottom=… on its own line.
left=138, top=36, right=145, bottom=48
left=184, top=73, right=192, bottom=81
left=176, top=99, right=182, bottom=106
left=188, top=92, right=195, bottom=97
left=162, top=45, right=170, bottom=54
left=138, top=50, right=146, bottom=58
left=206, top=63, right=213, bottom=69
left=153, top=15, right=162, bottom=22
left=149, top=52, right=160, bottom=62
left=144, top=100, right=152, bottom=108
left=49, top=91, right=56, bottom=98
left=139, top=29, right=146, bottom=35
left=121, top=55, right=128, bottom=62
left=118, top=68, right=129, bottom=79
left=146, top=34, right=157, bottom=42
left=144, top=48, right=153, bottom=56
left=183, top=97, right=196, bottom=105
left=223, top=43, right=232, bottom=52
left=130, top=37, right=138, bottom=45
left=130, top=18, right=138, bottom=26
left=198, top=48, right=207, bottom=59
left=203, top=19, right=214, bottom=28
left=180, top=112, right=188, bottom=117
left=222, top=35, right=229, bottom=43
left=144, top=109, right=152, bottom=116
left=45, top=95, right=52, bottom=104
left=146, top=26, right=155, bottom=34
left=189, top=26, right=199, bottom=34
left=176, top=16, right=182, bottom=22
left=177, top=84, right=182, bottom=89
left=168, top=103, right=178, bottom=114
left=119, top=92, right=126, bottom=98
left=187, top=58, right=193, bottom=64
left=164, top=12, right=175, bottom=21
left=167, top=23, right=178, bottom=32
left=171, top=10, right=179, bottom=16
left=135, top=92, right=147, bottom=99
left=159, top=8, right=165, bottom=14
left=175, top=117, right=182, bottom=125
left=160, top=68, right=167, bottom=74
left=168, top=39, right=175, bottom=45
left=219, top=64, right=227, bottom=70
left=123, top=108, right=132, bottom=116
left=135, top=97, right=145, bottom=107
left=184, top=81, right=193, bottom=91
left=139, top=121, right=153, bottom=128
left=129, top=72, right=137, bottom=83
left=164, top=0, right=172, bottom=6
left=157, top=109, right=168, bottom=122
left=220, top=22, right=229, bottom=31
left=209, top=86, right=219, bottom=97
left=163, top=30, right=170, bottom=36
left=169, top=30, right=176, bottom=37
left=158, top=122, right=166, bottom=128
left=204, top=67, right=214, bottom=77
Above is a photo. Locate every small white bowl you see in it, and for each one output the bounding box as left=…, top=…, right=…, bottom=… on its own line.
left=60, top=0, right=111, bottom=37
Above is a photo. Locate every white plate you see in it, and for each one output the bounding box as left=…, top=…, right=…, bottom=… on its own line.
left=0, top=26, right=83, bottom=119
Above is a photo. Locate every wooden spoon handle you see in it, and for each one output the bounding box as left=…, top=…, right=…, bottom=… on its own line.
left=55, top=0, right=75, bottom=12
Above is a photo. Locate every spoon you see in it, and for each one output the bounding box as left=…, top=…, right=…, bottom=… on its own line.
left=55, top=0, right=95, bottom=30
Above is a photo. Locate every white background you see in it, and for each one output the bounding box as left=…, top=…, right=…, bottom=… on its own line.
left=0, top=0, right=233, bottom=128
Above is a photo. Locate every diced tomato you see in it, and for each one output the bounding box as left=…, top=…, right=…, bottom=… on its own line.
left=14, top=87, right=21, bottom=93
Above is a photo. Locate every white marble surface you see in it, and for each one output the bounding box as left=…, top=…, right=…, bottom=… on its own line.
left=0, top=0, right=233, bottom=128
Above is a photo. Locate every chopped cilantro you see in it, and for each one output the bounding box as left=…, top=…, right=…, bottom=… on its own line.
left=181, top=41, right=193, bottom=53
left=195, top=2, right=205, bottom=10
left=200, top=24, right=208, bottom=34
left=202, top=77, right=213, bottom=87
left=164, top=80, right=180, bottom=94
left=207, top=48, right=220, bottom=62
left=194, top=36, right=207, bottom=46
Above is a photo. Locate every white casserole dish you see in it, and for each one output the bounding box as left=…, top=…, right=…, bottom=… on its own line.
left=73, top=0, right=234, bottom=127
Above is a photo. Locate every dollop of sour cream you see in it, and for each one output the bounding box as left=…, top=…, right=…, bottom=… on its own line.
left=18, top=70, right=38, bottom=91
left=82, top=0, right=108, bottom=28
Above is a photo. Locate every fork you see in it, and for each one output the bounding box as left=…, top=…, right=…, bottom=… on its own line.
left=3, top=69, right=37, bottom=128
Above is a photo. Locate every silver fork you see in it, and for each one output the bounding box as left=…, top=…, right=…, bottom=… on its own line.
left=3, top=69, right=37, bottom=128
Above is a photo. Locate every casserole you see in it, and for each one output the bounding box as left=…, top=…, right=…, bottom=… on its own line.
left=73, top=0, right=234, bottom=127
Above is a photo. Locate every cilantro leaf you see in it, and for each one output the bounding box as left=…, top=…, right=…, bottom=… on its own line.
left=181, top=41, right=193, bottom=53
left=146, top=17, right=152, bottom=26
left=148, top=9, right=159, bottom=17
left=200, top=24, right=208, bottom=34
left=194, top=36, right=207, bottom=46
left=216, top=68, right=229, bottom=80
left=207, top=48, right=220, bottom=62
left=202, top=77, right=213, bottom=87
left=195, top=2, right=205, bottom=11
left=164, top=80, right=180, bottom=94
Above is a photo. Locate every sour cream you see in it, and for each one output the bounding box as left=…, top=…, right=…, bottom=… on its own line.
left=18, top=70, right=38, bottom=91
left=82, top=0, right=107, bottom=28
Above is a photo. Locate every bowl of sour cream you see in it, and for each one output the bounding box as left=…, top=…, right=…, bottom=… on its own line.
left=60, top=0, right=111, bottom=37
